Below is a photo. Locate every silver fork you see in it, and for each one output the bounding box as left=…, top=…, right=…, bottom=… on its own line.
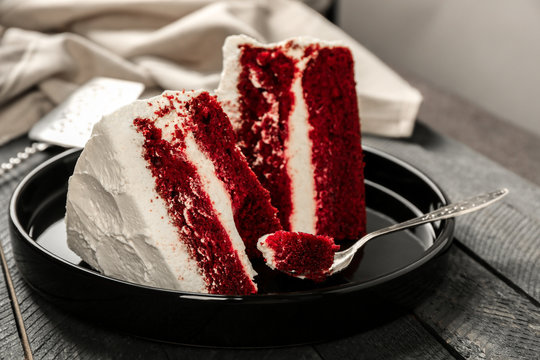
left=329, top=188, right=509, bottom=275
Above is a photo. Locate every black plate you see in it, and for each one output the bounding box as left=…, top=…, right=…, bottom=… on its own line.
left=10, top=146, right=454, bottom=347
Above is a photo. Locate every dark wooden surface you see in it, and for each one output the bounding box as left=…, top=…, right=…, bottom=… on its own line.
left=409, top=75, right=540, bottom=187
left=1, top=77, right=539, bottom=359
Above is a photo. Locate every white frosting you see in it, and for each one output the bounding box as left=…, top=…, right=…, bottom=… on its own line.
left=216, top=35, right=247, bottom=135
left=256, top=234, right=277, bottom=270
left=66, top=90, right=256, bottom=293
left=285, top=53, right=316, bottom=233
left=183, top=134, right=257, bottom=282
left=217, top=35, right=344, bottom=234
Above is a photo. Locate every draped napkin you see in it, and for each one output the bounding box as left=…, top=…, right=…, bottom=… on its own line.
left=0, top=0, right=422, bottom=146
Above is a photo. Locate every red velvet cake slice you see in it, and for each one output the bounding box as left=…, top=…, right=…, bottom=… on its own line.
left=217, top=35, right=366, bottom=241
left=66, top=90, right=281, bottom=295
left=257, top=231, right=340, bottom=281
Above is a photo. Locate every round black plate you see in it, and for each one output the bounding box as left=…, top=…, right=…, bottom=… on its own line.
left=10, top=146, right=454, bottom=347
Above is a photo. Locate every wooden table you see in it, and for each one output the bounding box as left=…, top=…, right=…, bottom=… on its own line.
left=1, top=77, right=539, bottom=359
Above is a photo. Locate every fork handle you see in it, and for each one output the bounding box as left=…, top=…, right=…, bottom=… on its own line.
left=0, top=142, right=50, bottom=176
left=354, top=188, right=509, bottom=251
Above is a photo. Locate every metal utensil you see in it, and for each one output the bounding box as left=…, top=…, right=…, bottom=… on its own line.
left=0, top=77, right=144, bottom=176
left=329, top=188, right=509, bottom=275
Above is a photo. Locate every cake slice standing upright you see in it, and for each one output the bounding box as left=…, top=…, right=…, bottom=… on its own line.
left=217, top=35, right=366, bottom=241
left=66, top=90, right=281, bottom=295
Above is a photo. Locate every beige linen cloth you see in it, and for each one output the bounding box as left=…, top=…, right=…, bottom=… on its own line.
left=0, top=0, right=422, bottom=146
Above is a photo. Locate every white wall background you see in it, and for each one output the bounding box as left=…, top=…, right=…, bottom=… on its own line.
left=337, top=0, right=540, bottom=136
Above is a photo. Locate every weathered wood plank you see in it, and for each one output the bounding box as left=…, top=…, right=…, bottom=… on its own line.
left=456, top=203, right=540, bottom=301
left=12, top=264, right=466, bottom=360
left=413, top=245, right=540, bottom=360
left=12, top=272, right=460, bottom=360
left=0, top=266, right=25, bottom=360
left=315, top=314, right=456, bottom=360
left=13, top=284, right=323, bottom=360
left=315, top=243, right=540, bottom=360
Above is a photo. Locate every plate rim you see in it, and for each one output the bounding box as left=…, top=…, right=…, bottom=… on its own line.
left=10, top=145, right=454, bottom=302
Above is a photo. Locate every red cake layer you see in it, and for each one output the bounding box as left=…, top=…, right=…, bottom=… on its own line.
left=237, top=44, right=296, bottom=229
left=132, top=91, right=279, bottom=295
left=303, top=46, right=366, bottom=240
left=261, top=231, right=339, bottom=281
left=182, top=92, right=282, bottom=258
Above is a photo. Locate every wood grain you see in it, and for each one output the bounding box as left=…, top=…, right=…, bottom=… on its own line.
left=413, top=245, right=540, bottom=360
left=15, top=288, right=323, bottom=360
left=8, top=267, right=458, bottom=360
left=0, top=247, right=25, bottom=360
left=315, top=314, right=456, bottom=360
left=0, top=137, right=47, bottom=360
left=456, top=203, right=540, bottom=301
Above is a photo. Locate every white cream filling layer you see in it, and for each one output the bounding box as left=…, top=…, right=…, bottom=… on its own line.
left=286, top=56, right=316, bottom=233
left=182, top=134, right=257, bottom=281
left=256, top=234, right=277, bottom=270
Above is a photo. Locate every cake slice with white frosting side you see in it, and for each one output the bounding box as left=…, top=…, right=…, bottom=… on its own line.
left=217, top=35, right=366, bottom=241
left=66, top=90, right=281, bottom=295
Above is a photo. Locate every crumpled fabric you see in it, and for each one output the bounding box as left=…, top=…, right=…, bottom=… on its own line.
left=0, top=0, right=422, bottom=145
